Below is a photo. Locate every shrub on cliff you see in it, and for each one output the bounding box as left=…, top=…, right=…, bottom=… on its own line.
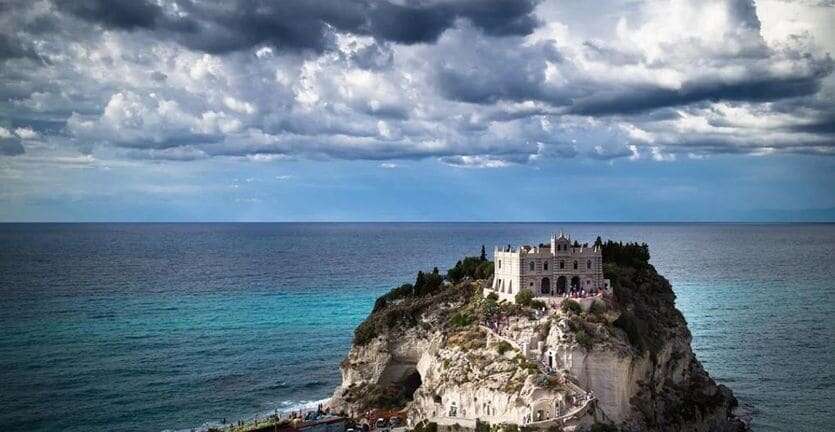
left=601, top=240, right=650, bottom=269
left=448, top=254, right=494, bottom=282
left=589, top=299, right=606, bottom=316
left=495, top=340, right=512, bottom=355
left=601, top=240, right=683, bottom=363
left=414, top=422, right=438, bottom=432
left=529, top=299, right=546, bottom=310
left=414, top=269, right=445, bottom=296
left=353, top=320, right=378, bottom=345
left=450, top=311, right=474, bottom=327
left=372, top=283, right=414, bottom=312
left=447, top=327, right=487, bottom=351
left=561, top=299, right=582, bottom=314
left=589, top=423, right=618, bottom=432
left=475, top=420, right=491, bottom=432
left=514, top=288, right=534, bottom=306
left=575, top=330, right=593, bottom=349
left=370, top=268, right=446, bottom=314
left=354, top=271, right=477, bottom=346
left=341, top=381, right=417, bottom=412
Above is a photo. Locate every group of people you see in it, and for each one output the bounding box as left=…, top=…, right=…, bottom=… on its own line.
left=566, top=288, right=599, bottom=299
left=287, top=404, right=330, bottom=422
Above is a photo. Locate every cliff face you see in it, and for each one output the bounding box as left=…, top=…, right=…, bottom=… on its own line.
left=329, top=246, right=746, bottom=432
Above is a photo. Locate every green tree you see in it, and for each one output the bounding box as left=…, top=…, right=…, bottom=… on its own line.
left=447, top=255, right=494, bottom=282
left=515, top=288, right=534, bottom=306
left=480, top=245, right=487, bottom=261
left=561, top=299, right=582, bottom=314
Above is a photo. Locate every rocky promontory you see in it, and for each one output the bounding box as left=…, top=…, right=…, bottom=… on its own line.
left=329, top=242, right=746, bottom=432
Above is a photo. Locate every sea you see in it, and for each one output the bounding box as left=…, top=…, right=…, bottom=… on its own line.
left=0, top=223, right=832, bottom=432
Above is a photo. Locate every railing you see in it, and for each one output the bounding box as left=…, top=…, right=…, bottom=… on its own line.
left=527, top=396, right=596, bottom=427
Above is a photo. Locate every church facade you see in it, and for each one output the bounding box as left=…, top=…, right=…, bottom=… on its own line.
left=488, top=232, right=606, bottom=303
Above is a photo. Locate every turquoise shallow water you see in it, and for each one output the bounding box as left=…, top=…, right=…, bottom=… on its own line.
left=0, top=223, right=832, bottom=431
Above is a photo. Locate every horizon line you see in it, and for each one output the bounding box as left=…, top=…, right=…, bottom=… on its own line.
left=1, top=220, right=834, bottom=224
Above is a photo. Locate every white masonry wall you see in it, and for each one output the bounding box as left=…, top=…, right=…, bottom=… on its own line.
left=487, top=234, right=605, bottom=303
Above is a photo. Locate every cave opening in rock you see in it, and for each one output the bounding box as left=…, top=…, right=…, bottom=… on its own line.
left=399, top=369, right=422, bottom=401
left=377, top=363, right=424, bottom=409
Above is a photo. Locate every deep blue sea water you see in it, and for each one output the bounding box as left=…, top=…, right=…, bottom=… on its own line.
left=1, top=223, right=833, bottom=432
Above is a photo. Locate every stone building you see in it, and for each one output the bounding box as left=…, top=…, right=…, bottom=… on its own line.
left=488, top=232, right=606, bottom=302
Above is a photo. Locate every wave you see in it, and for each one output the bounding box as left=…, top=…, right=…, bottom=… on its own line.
left=277, top=397, right=331, bottom=413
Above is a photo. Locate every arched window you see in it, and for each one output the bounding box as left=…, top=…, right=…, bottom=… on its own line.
left=509, top=280, right=513, bottom=293
left=560, top=260, right=565, bottom=269
left=544, top=261, right=549, bottom=270
left=498, top=259, right=502, bottom=269
left=529, top=261, right=535, bottom=272
left=573, top=260, right=578, bottom=270
left=587, top=260, right=591, bottom=269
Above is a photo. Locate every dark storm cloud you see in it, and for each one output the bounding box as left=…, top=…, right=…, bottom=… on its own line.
left=435, top=38, right=568, bottom=105
left=0, top=137, right=25, bottom=156
left=2, top=0, right=834, bottom=164
left=437, top=37, right=833, bottom=117
left=788, top=117, right=835, bottom=135
left=55, top=0, right=164, bottom=30
left=0, top=33, right=38, bottom=60
left=569, top=61, right=834, bottom=115
left=56, top=0, right=540, bottom=54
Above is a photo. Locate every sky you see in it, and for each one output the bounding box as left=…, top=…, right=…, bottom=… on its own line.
left=1, top=0, right=834, bottom=222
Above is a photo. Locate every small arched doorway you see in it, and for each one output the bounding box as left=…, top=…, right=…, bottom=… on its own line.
left=570, top=276, right=581, bottom=292
left=541, top=277, right=551, bottom=295
left=556, top=276, right=567, bottom=295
